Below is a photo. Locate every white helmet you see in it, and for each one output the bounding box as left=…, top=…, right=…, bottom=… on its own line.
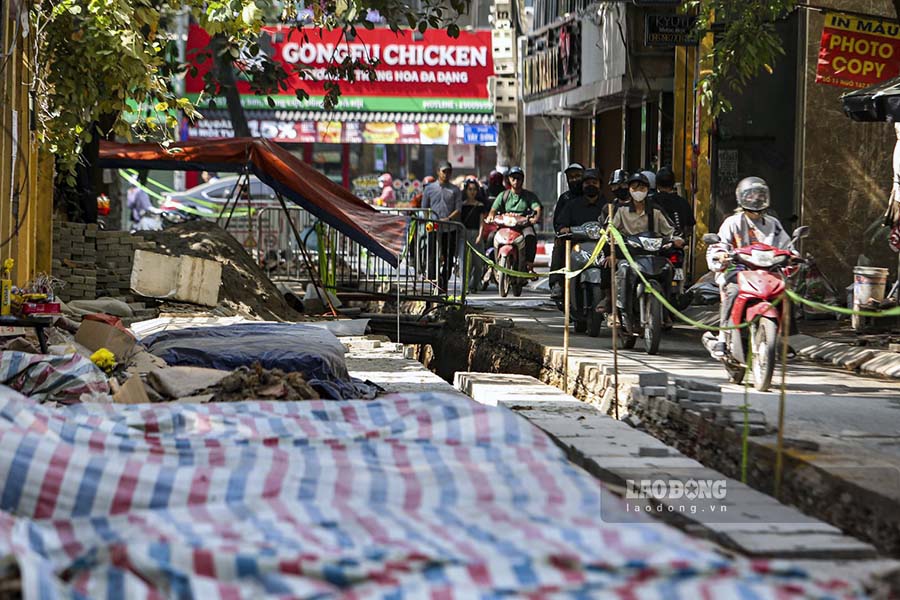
left=640, top=170, right=656, bottom=190
left=735, top=177, right=770, bottom=212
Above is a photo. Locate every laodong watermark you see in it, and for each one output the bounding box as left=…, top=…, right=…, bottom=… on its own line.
left=623, top=478, right=728, bottom=516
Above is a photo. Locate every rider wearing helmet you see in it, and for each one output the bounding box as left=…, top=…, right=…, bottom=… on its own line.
left=486, top=166, right=543, bottom=271
left=706, top=176, right=794, bottom=358
left=609, top=169, right=631, bottom=207
left=610, top=172, right=680, bottom=241
left=550, top=162, right=586, bottom=298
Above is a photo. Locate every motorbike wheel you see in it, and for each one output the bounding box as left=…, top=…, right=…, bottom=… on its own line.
left=751, top=318, right=778, bottom=392
left=498, top=258, right=510, bottom=298
left=586, top=285, right=604, bottom=338
left=644, top=295, right=663, bottom=355
left=575, top=318, right=588, bottom=334
left=617, top=312, right=637, bottom=349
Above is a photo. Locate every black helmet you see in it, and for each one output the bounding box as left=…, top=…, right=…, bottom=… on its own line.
left=508, top=166, right=524, bottom=178
left=609, top=169, right=629, bottom=186
left=735, top=176, right=770, bottom=212
left=627, top=172, right=650, bottom=187
left=583, top=168, right=601, bottom=182
left=656, top=166, right=676, bottom=189
left=564, top=162, right=585, bottom=174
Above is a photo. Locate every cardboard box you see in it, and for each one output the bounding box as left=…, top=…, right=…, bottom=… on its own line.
left=130, top=250, right=222, bottom=307
left=75, top=319, right=137, bottom=362
left=113, top=376, right=150, bottom=404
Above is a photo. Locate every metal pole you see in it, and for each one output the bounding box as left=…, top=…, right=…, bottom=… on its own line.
left=563, top=239, right=571, bottom=393
left=609, top=204, right=619, bottom=420
left=775, top=296, right=791, bottom=498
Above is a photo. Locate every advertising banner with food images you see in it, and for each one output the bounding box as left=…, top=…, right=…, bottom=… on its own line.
left=817, top=11, right=900, bottom=89
left=183, top=118, right=492, bottom=146
left=186, top=25, right=494, bottom=113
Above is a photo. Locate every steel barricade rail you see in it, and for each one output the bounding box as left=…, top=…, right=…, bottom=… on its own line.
left=255, top=206, right=466, bottom=306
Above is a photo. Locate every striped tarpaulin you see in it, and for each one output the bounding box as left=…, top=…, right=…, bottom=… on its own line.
left=0, top=352, right=109, bottom=403
left=0, top=392, right=861, bottom=598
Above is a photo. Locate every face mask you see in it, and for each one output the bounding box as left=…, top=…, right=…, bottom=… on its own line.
left=614, top=188, right=630, bottom=201
left=631, top=190, right=648, bottom=202
left=583, top=185, right=600, bottom=197
left=568, top=179, right=583, bottom=194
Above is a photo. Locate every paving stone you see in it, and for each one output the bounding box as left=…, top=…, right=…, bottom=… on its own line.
left=638, top=372, right=668, bottom=387
left=687, top=390, right=722, bottom=404
left=674, top=377, right=720, bottom=392
left=642, top=386, right=668, bottom=397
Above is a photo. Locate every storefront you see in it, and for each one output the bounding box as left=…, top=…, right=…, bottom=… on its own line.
left=183, top=25, right=498, bottom=203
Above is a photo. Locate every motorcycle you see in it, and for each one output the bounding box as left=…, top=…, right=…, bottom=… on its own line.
left=492, top=213, right=533, bottom=298
left=700, top=226, right=809, bottom=392
left=557, top=221, right=606, bottom=336
left=615, top=232, right=675, bottom=355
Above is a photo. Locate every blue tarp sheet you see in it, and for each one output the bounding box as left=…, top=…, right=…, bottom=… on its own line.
left=142, top=322, right=375, bottom=399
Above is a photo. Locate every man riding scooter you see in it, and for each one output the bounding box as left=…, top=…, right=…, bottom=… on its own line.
left=555, top=169, right=609, bottom=335
left=706, top=177, right=795, bottom=359
left=485, top=166, right=542, bottom=272
left=550, top=163, right=585, bottom=300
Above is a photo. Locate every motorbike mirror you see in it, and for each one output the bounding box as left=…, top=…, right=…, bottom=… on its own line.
left=791, top=225, right=809, bottom=240
left=702, top=233, right=720, bottom=245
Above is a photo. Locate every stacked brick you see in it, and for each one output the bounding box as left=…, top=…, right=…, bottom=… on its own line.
left=51, top=222, right=97, bottom=302
left=51, top=223, right=158, bottom=303
left=95, top=231, right=158, bottom=299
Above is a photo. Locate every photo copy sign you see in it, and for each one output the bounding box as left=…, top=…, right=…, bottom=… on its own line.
left=817, top=12, right=900, bottom=89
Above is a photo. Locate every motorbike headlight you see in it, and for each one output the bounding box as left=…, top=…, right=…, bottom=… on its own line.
left=582, top=222, right=602, bottom=240
left=502, top=215, right=517, bottom=227
left=641, top=237, right=663, bottom=252
left=572, top=244, right=581, bottom=253
left=749, top=249, right=787, bottom=267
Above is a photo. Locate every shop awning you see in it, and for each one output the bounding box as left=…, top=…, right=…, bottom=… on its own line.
left=267, top=111, right=495, bottom=124
left=98, top=138, right=408, bottom=266
left=841, top=76, right=900, bottom=122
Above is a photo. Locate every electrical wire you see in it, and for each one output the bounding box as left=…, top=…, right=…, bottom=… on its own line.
left=0, top=121, right=32, bottom=249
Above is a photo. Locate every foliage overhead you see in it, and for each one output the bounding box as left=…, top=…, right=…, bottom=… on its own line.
left=31, top=0, right=469, bottom=180
left=683, top=0, right=798, bottom=118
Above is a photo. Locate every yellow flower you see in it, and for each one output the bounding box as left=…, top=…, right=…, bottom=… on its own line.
left=90, top=348, right=117, bottom=373
left=2, top=259, right=13, bottom=274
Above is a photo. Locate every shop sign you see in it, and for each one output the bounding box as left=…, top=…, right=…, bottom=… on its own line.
left=463, top=124, right=498, bottom=144
left=645, top=14, right=698, bottom=47
left=183, top=118, right=470, bottom=146
left=816, top=11, right=900, bottom=89
left=186, top=25, right=494, bottom=113
left=523, top=19, right=581, bottom=101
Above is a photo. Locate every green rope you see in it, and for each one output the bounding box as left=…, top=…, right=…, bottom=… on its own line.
left=786, top=288, right=900, bottom=318
left=466, top=233, right=608, bottom=280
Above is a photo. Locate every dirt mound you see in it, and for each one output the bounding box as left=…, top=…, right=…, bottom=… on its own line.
left=138, top=221, right=301, bottom=321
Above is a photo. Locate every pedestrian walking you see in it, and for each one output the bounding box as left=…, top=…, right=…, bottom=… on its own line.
left=461, top=177, right=488, bottom=293
left=422, top=162, right=463, bottom=291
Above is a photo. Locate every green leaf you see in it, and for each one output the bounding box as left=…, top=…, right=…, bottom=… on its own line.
left=266, top=95, right=275, bottom=108
left=447, top=23, right=460, bottom=38
left=418, top=21, right=427, bottom=34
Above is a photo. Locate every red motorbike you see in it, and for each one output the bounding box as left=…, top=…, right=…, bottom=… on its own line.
left=492, top=213, right=532, bottom=298
left=701, top=226, right=808, bottom=391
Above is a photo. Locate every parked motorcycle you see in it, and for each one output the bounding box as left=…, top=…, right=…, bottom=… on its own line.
left=492, top=213, right=532, bottom=298
left=615, top=231, right=674, bottom=355
left=557, top=221, right=606, bottom=336
left=700, top=226, right=809, bottom=392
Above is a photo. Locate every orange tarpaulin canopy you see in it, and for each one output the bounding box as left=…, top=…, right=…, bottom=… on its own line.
left=98, top=138, right=408, bottom=266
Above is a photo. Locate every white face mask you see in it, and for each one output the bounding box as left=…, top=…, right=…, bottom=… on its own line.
left=630, top=190, right=648, bottom=202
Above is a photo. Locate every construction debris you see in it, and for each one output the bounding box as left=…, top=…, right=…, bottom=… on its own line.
left=208, top=363, right=320, bottom=401
left=136, top=221, right=302, bottom=321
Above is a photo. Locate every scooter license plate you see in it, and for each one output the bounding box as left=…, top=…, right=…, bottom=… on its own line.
left=674, top=268, right=685, bottom=281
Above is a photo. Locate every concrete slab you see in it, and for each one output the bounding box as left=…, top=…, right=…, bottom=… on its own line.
left=718, top=531, right=877, bottom=559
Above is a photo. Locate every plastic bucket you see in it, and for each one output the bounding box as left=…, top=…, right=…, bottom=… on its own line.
left=852, top=266, right=889, bottom=329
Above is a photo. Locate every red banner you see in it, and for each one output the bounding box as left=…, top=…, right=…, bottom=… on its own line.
left=187, top=25, right=493, bottom=102
left=816, top=12, right=900, bottom=89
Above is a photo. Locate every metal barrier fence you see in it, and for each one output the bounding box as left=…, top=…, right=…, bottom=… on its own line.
left=254, top=206, right=467, bottom=305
